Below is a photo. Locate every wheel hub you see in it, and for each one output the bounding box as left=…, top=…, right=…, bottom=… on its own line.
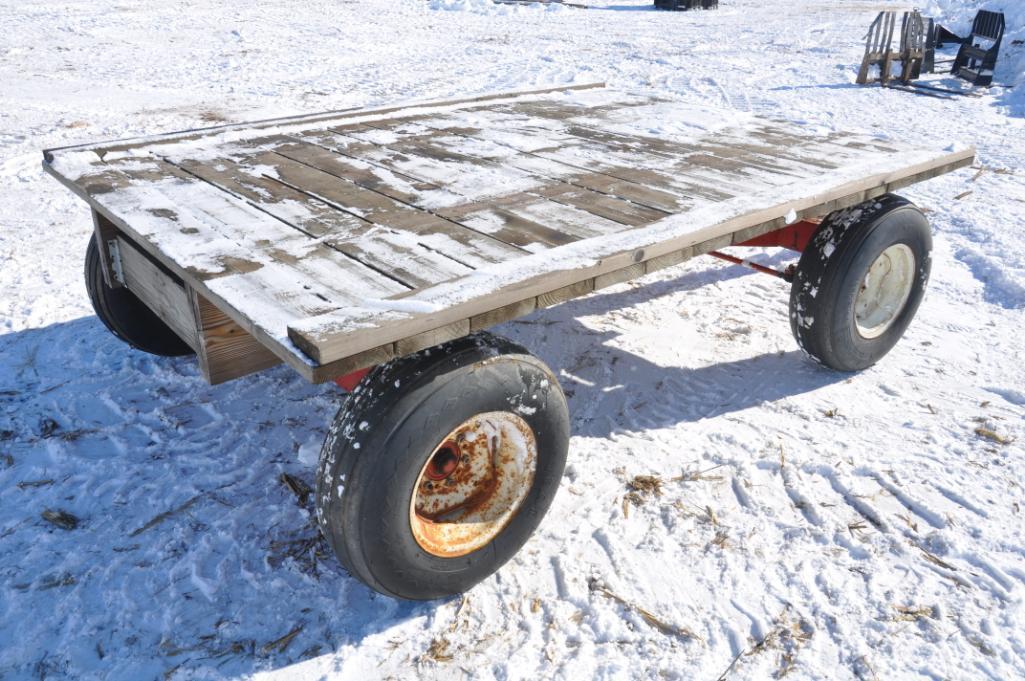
left=424, top=442, right=461, bottom=481
left=410, top=412, right=537, bottom=558
left=854, top=243, right=916, bottom=339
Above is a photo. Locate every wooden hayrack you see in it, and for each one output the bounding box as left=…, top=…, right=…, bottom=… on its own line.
left=43, top=84, right=974, bottom=384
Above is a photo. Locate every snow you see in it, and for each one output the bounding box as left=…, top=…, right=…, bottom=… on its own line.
left=926, top=0, right=1025, bottom=113
left=1, top=0, right=1024, bottom=680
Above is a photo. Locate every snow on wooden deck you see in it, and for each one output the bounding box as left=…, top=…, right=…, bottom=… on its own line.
left=43, top=85, right=974, bottom=378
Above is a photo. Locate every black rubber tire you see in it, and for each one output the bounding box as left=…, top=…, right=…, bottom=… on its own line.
left=315, top=332, right=570, bottom=600
left=85, top=234, right=193, bottom=357
left=789, top=194, right=931, bottom=372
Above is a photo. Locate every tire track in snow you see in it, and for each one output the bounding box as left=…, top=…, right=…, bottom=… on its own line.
left=961, top=555, right=1015, bottom=595
left=804, top=463, right=888, bottom=532
left=866, top=471, right=948, bottom=530
left=933, top=483, right=990, bottom=519
left=778, top=463, right=824, bottom=528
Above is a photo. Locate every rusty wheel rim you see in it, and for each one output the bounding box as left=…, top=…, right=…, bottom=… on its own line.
left=409, top=412, right=538, bottom=558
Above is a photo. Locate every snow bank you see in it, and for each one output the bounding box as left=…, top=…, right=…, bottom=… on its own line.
left=925, top=0, right=1025, bottom=99
left=428, top=0, right=567, bottom=15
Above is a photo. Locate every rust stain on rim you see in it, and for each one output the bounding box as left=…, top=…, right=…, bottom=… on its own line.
left=409, top=411, right=538, bottom=558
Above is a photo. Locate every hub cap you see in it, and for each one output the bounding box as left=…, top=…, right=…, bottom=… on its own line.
left=410, top=412, right=538, bottom=558
left=854, top=243, right=916, bottom=339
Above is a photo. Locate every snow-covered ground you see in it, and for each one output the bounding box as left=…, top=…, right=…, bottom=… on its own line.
left=1, top=0, right=1023, bottom=679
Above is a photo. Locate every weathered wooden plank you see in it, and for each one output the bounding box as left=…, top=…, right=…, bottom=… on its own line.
left=43, top=82, right=610, bottom=161
left=45, top=153, right=406, bottom=380
left=165, top=144, right=496, bottom=287
left=116, top=236, right=197, bottom=349
left=286, top=145, right=975, bottom=366
left=279, top=142, right=453, bottom=206
left=362, top=121, right=694, bottom=212
left=537, top=279, right=595, bottom=308
left=729, top=217, right=789, bottom=247
left=63, top=156, right=338, bottom=279
left=189, top=288, right=281, bottom=384
left=264, top=139, right=529, bottom=268
left=316, top=124, right=671, bottom=235
left=173, top=160, right=461, bottom=289
left=594, top=263, right=645, bottom=290
left=493, top=99, right=847, bottom=174
left=373, top=120, right=691, bottom=212
left=644, top=247, right=693, bottom=274
left=169, top=146, right=373, bottom=239
left=368, top=113, right=746, bottom=201
left=370, top=104, right=879, bottom=209
left=491, top=119, right=800, bottom=188
left=312, top=123, right=679, bottom=246
left=118, top=235, right=285, bottom=385
left=309, top=343, right=396, bottom=383
left=439, top=201, right=581, bottom=249
left=107, top=158, right=405, bottom=300
left=314, top=126, right=548, bottom=206
left=531, top=166, right=689, bottom=213
left=171, top=147, right=468, bottom=287
left=469, top=298, right=537, bottom=332
left=92, top=211, right=123, bottom=289
left=286, top=134, right=662, bottom=247
left=534, top=184, right=667, bottom=226
left=394, top=320, right=470, bottom=356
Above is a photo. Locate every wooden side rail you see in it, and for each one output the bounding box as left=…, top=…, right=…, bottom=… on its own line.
left=109, top=227, right=279, bottom=384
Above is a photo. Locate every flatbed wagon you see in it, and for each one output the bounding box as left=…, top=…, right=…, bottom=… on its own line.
left=44, top=84, right=974, bottom=599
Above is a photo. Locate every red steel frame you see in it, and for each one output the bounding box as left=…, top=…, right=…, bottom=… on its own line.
left=334, top=367, right=371, bottom=391
left=334, top=220, right=822, bottom=391
left=736, top=219, right=818, bottom=251
left=707, top=219, right=819, bottom=280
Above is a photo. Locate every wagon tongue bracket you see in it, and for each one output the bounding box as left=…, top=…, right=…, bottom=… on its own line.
left=706, top=219, right=818, bottom=282
left=707, top=251, right=797, bottom=282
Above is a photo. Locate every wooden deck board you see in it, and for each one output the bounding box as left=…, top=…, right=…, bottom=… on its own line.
left=165, top=140, right=523, bottom=283
left=285, top=130, right=649, bottom=250
left=360, top=99, right=892, bottom=206
left=344, top=119, right=694, bottom=213
left=266, top=139, right=539, bottom=264
left=286, top=145, right=975, bottom=366
left=433, top=121, right=813, bottom=201
left=171, top=159, right=472, bottom=290
left=323, top=124, right=671, bottom=230
left=43, top=84, right=975, bottom=383
left=358, top=116, right=732, bottom=202
left=49, top=153, right=410, bottom=375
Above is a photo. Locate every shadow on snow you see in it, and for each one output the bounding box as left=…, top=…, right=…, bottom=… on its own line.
left=0, top=258, right=843, bottom=679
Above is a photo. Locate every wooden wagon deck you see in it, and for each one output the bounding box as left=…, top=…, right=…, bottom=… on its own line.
left=44, top=83, right=974, bottom=384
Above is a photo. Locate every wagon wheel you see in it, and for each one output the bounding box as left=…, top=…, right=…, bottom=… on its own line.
left=85, top=234, right=193, bottom=357
left=315, top=332, right=570, bottom=600
left=789, top=194, right=931, bottom=371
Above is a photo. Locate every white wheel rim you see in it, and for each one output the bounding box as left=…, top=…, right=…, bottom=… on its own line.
left=854, top=243, right=916, bottom=339
left=409, top=412, right=537, bottom=558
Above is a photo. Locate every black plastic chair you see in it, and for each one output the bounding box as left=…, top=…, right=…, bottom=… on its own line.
left=951, top=10, right=1004, bottom=86
left=655, top=0, right=717, bottom=10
